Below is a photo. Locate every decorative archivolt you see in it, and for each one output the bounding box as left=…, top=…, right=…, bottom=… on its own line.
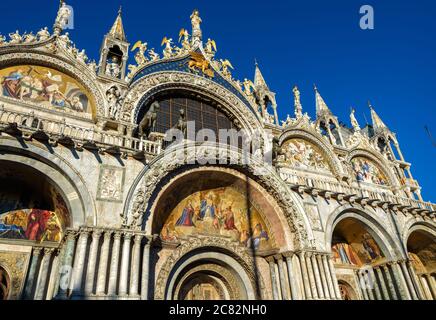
left=121, top=71, right=263, bottom=133
left=279, top=128, right=346, bottom=179
left=346, top=148, right=399, bottom=188
left=154, top=236, right=265, bottom=300
left=0, top=50, right=106, bottom=119
left=123, top=143, right=313, bottom=249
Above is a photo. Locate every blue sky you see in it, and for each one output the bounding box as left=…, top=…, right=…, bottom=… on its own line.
left=0, top=0, right=435, bottom=201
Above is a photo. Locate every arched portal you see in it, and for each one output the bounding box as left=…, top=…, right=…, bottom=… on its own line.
left=407, top=228, right=436, bottom=300
left=0, top=160, right=69, bottom=242
left=0, top=266, right=10, bottom=300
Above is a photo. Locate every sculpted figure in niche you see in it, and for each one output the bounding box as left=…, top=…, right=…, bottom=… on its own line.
left=106, top=86, right=122, bottom=119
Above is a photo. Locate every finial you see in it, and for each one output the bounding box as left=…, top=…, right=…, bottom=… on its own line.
left=254, top=58, right=258, bottom=66
left=118, top=6, right=122, bottom=15
left=313, top=83, right=318, bottom=92
left=368, top=100, right=373, bottom=109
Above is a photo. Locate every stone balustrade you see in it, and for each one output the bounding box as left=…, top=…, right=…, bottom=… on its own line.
left=0, top=104, right=162, bottom=157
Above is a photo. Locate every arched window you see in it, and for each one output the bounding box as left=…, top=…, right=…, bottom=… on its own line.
left=137, top=91, right=240, bottom=145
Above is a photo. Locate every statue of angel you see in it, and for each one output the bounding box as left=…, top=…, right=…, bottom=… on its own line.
left=37, top=27, right=50, bottom=41
left=58, top=32, right=71, bottom=48
left=132, top=40, right=148, bottom=66
left=219, top=59, right=234, bottom=77
left=148, top=48, right=160, bottom=61
left=161, top=37, right=173, bottom=58
left=293, top=85, right=303, bottom=117
left=23, top=32, right=36, bottom=43
left=205, top=38, right=217, bottom=58
left=9, top=31, right=22, bottom=44
left=179, top=28, right=191, bottom=51
left=243, top=78, right=255, bottom=96
left=0, top=35, right=5, bottom=46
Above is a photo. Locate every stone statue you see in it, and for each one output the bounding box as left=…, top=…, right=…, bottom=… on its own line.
left=55, top=1, right=72, bottom=30
left=219, top=59, right=234, bottom=77
left=190, top=9, right=202, bottom=45
left=58, top=32, right=71, bottom=48
left=130, top=190, right=145, bottom=229
left=37, top=27, right=50, bottom=41
left=77, top=49, right=87, bottom=63
left=204, top=38, right=217, bottom=58
left=8, top=30, right=22, bottom=44
left=105, top=56, right=121, bottom=78
left=138, top=101, right=160, bottom=138
left=179, top=28, right=191, bottom=52
left=293, top=85, right=303, bottom=118
left=23, top=32, right=36, bottom=43
left=272, top=136, right=282, bottom=163
left=0, top=35, right=5, bottom=45
left=132, top=40, right=148, bottom=66
left=106, top=86, right=122, bottom=120
left=148, top=48, right=160, bottom=61
left=161, top=37, right=173, bottom=58
left=243, top=79, right=255, bottom=96
left=350, top=107, right=360, bottom=131
left=176, top=108, right=187, bottom=138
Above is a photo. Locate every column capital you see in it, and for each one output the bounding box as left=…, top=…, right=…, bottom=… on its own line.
left=113, top=231, right=122, bottom=240
left=32, top=247, right=43, bottom=256
left=265, top=256, right=276, bottom=264
left=66, top=230, right=78, bottom=241
left=134, top=234, right=143, bottom=243
left=43, top=247, right=56, bottom=256
left=282, top=251, right=294, bottom=259
left=91, top=229, right=103, bottom=239
left=123, top=232, right=133, bottom=240
left=103, top=231, right=113, bottom=240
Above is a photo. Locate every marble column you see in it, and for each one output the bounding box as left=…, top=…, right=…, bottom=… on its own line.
left=406, top=261, right=424, bottom=300
left=267, top=257, right=279, bottom=300
left=58, top=232, right=77, bottom=297
left=327, top=254, right=341, bottom=299
left=46, top=251, right=60, bottom=300
left=141, top=242, right=151, bottom=300
left=129, top=234, right=143, bottom=297
left=274, top=262, right=282, bottom=299
left=356, top=271, right=369, bottom=300
left=316, top=254, right=330, bottom=299
left=276, top=255, right=290, bottom=300
left=305, top=253, right=318, bottom=299
left=369, top=268, right=382, bottom=300
left=107, top=232, right=122, bottom=296
left=420, top=275, right=433, bottom=299
left=392, top=261, right=411, bottom=300
left=400, top=260, right=418, bottom=300
left=322, top=254, right=336, bottom=299
left=298, top=252, right=312, bottom=299
left=23, top=247, right=42, bottom=299
left=285, top=253, right=299, bottom=300
left=382, top=264, right=398, bottom=300
left=311, top=254, right=324, bottom=299
left=84, top=230, right=102, bottom=295
left=375, top=267, right=389, bottom=300
left=96, top=231, right=112, bottom=295
left=119, top=233, right=133, bottom=296
left=425, top=274, right=436, bottom=299
left=293, top=253, right=305, bottom=299
left=364, top=270, right=375, bottom=300
left=71, top=230, right=89, bottom=295
left=34, top=248, right=54, bottom=300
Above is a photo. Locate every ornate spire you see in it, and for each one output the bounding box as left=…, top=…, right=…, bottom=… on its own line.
left=254, top=61, right=269, bottom=90
left=369, top=101, right=389, bottom=132
left=314, top=84, right=333, bottom=117
left=109, top=6, right=126, bottom=41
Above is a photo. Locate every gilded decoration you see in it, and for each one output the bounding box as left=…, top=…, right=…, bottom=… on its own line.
left=161, top=185, right=272, bottom=251
left=0, top=65, right=95, bottom=116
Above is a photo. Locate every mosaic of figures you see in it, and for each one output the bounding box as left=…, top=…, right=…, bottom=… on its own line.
left=409, top=246, right=436, bottom=274
left=0, top=65, right=94, bottom=115
left=351, top=157, right=388, bottom=185
left=0, top=186, right=68, bottom=243
left=282, top=139, right=331, bottom=173
left=161, top=186, right=272, bottom=250
left=332, top=232, right=384, bottom=266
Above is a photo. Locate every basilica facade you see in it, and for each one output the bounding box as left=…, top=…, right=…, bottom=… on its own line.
left=0, top=2, right=435, bottom=301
